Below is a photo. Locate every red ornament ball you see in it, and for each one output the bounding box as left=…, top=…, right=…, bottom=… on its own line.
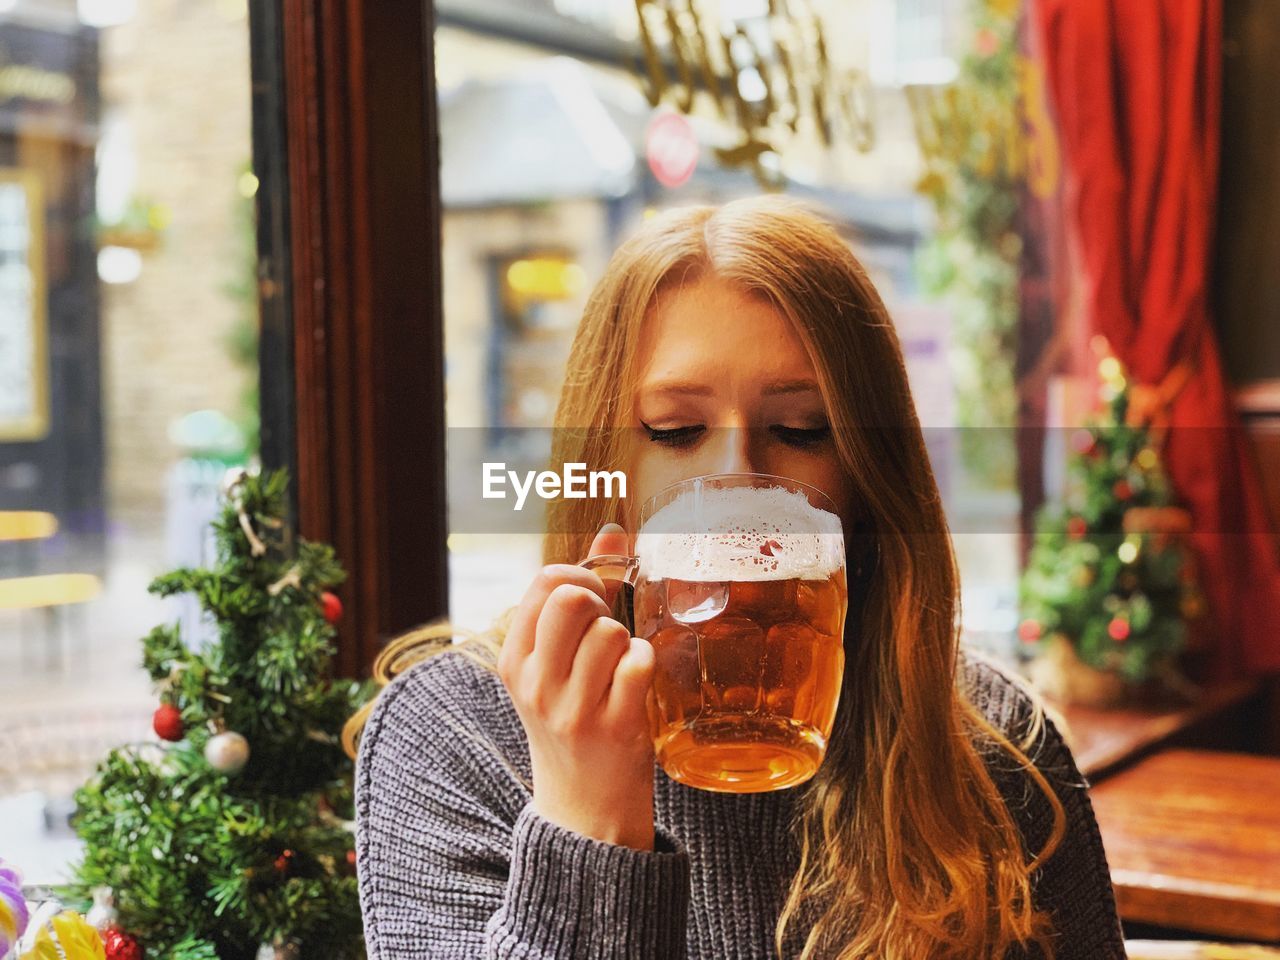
left=274, top=849, right=295, bottom=874
left=1017, top=619, right=1042, bottom=644
left=321, top=591, right=343, bottom=624
left=101, top=927, right=143, bottom=960
left=152, top=704, right=184, bottom=742
left=1066, top=516, right=1088, bottom=539
left=1108, top=617, right=1131, bottom=642
left=1113, top=479, right=1133, bottom=500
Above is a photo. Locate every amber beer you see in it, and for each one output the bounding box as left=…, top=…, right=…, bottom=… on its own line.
left=632, top=477, right=847, bottom=793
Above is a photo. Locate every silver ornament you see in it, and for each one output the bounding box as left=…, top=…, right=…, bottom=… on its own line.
left=204, top=730, right=250, bottom=774
left=85, top=885, right=118, bottom=930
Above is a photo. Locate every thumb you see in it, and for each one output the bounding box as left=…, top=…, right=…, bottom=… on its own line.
left=587, top=522, right=630, bottom=561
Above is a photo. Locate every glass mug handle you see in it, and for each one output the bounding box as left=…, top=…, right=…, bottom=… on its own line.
left=579, top=554, right=640, bottom=625
left=578, top=554, right=640, bottom=589
left=578, top=553, right=653, bottom=731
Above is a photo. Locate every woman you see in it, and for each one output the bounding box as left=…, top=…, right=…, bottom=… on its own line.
left=346, top=197, right=1124, bottom=959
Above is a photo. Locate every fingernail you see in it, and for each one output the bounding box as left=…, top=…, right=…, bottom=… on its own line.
left=599, top=522, right=625, bottom=535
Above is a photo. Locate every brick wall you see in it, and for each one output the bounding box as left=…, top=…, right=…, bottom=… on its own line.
left=99, top=0, right=252, bottom=524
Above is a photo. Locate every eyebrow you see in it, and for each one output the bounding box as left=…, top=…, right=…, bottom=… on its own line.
left=640, top=380, right=716, bottom=398
left=639, top=378, right=821, bottom=398
left=761, top=379, right=821, bottom=396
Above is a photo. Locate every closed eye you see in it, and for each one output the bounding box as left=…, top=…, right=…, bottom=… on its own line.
left=771, top=425, right=831, bottom=448
left=640, top=423, right=830, bottom=448
left=641, top=422, right=706, bottom=448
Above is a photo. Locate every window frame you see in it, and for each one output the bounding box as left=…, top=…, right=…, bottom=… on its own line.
left=250, top=0, right=449, bottom=677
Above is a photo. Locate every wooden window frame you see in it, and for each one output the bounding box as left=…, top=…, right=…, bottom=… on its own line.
left=249, top=0, right=448, bottom=677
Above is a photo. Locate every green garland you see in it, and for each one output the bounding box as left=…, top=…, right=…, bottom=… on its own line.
left=911, top=0, right=1025, bottom=489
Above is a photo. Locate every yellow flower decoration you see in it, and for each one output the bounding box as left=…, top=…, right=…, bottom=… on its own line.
left=21, top=910, right=106, bottom=960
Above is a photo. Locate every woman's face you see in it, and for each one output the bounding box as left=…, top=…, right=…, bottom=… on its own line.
left=626, top=276, right=853, bottom=532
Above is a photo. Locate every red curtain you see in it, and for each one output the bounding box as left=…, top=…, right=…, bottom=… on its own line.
left=1036, top=0, right=1280, bottom=677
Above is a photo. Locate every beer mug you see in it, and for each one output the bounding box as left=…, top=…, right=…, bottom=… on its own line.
left=583, top=473, right=848, bottom=793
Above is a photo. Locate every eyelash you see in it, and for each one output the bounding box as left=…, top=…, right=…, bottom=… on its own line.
left=639, top=423, right=831, bottom=449
left=639, top=423, right=703, bottom=448
left=773, top=425, right=832, bottom=448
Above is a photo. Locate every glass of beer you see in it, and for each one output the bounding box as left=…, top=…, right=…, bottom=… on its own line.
left=585, top=474, right=848, bottom=793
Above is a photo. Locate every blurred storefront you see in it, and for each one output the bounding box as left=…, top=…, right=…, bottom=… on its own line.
left=0, top=0, right=255, bottom=827
left=0, top=4, right=101, bottom=575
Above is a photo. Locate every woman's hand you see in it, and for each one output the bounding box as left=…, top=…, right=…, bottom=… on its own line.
left=498, top=524, right=658, bottom=851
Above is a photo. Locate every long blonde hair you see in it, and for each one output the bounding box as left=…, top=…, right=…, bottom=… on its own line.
left=345, top=197, right=1064, bottom=959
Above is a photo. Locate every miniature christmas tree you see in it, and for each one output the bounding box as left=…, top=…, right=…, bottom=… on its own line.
left=65, top=469, right=367, bottom=960
left=1018, top=353, right=1206, bottom=692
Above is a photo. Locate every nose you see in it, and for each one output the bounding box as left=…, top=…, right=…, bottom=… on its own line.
left=709, top=425, right=760, bottom=475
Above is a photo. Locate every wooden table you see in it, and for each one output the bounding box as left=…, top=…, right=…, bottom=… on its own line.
left=1049, top=679, right=1263, bottom=780
left=1126, top=943, right=1280, bottom=959
left=1090, top=749, right=1280, bottom=942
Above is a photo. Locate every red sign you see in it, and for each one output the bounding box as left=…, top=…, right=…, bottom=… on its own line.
left=646, top=112, right=699, bottom=188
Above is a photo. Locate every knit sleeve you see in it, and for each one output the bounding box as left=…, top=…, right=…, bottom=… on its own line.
left=962, top=652, right=1127, bottom=960
left=355, top=650, right=692, bottom=959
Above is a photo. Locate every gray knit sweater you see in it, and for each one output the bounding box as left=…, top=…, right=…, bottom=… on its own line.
left=355, top=648, right=1126, bottom=959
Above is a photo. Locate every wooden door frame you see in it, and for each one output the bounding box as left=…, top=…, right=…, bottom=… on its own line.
left=249, top=0, right=448, bottom=677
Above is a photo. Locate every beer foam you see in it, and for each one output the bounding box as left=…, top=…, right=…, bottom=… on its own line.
left=636, top=484, right=844, bottom=582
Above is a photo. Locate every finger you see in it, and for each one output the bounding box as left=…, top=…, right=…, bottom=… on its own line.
left=586, top=522, right=631, bottom=561
left=605, top=637, right=656, bottom=732
left=505, top=565, right=608, bottom=663
left=532, top=583, right=611, bottom=682
left=566, top=615, right=632, bottom=711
